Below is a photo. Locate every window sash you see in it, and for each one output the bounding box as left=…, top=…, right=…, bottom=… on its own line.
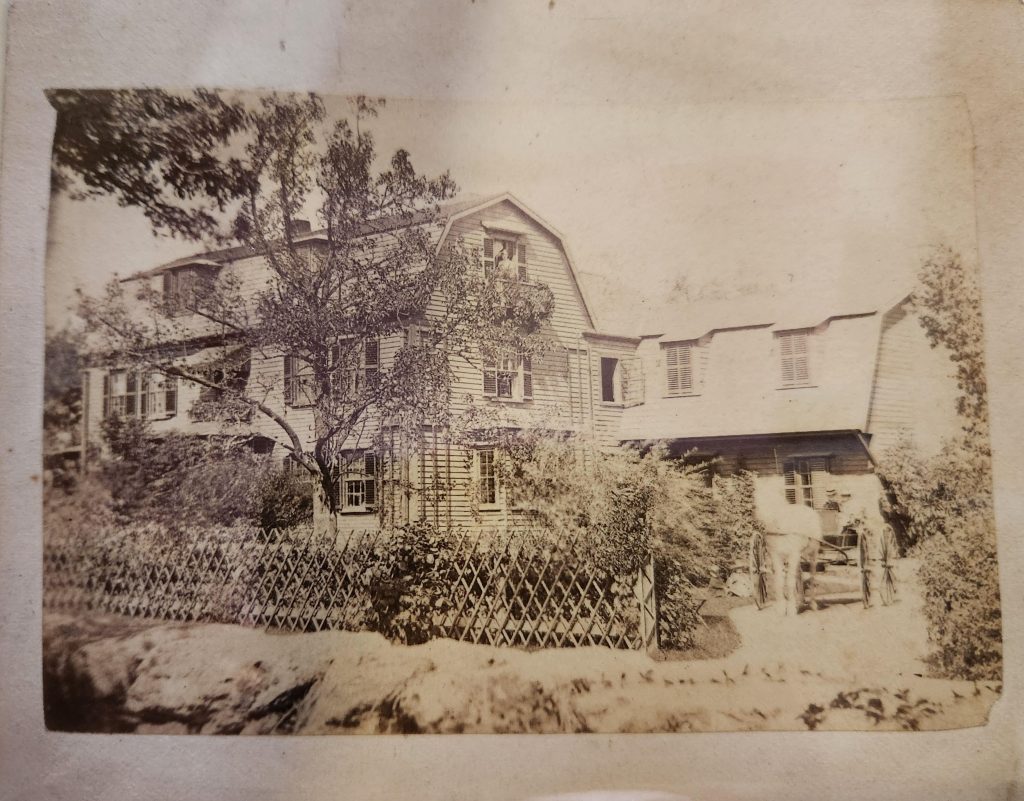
left=482, top=352, right=532, bottom=400
left=482, top=236, right=527, bottom=281
left=338, top=451, right=378, bottom=510
left=784, top=457, right=829, bottom=508
left=104, top=370, right=176, bottom=419
left=477, top=448, right=498, bottom=505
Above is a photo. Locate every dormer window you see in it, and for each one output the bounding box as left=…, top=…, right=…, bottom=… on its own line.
left=663, top=341, right=702, bottom=396
left=482, top=236, right=528, bottom=282
left=162, top=262, right=219, bottom=312
left=777, top=329, right=812, bottom=388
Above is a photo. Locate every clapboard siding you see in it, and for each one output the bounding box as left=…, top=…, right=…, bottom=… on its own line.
left=865, top=303, right=960, bottom=457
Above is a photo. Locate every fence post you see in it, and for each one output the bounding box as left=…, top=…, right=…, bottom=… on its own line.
left=634, top=552, right=659, bottom=653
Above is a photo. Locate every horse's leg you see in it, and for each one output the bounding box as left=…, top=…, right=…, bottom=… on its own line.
left=804, top=538, right=819, bottom=611
left=784, top=538, right=800, bottom=617
left=768, top=541, right=788, bottom=616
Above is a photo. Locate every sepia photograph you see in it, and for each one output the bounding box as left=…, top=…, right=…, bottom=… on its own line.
left=39, top=88, right=1001, bottom=736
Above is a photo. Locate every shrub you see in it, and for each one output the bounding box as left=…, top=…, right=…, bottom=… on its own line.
left=880, top=434, right=1001, bottom=680
left=255, top=469, right=314, bottom=531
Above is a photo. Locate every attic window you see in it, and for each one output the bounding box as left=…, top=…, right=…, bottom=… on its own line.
left=777, top=329, right=812, bottom=388
left=482, top=236, right=528, bottom=282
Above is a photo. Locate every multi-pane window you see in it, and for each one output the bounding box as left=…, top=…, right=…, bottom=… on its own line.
left=664, top=341, right=698, bottom=396
left=483, top=353, right=533, bottom=401
left=340, top=451, right=377, bottom=511
left=283, top=354, right=315, bottom=407
left=482, top=236, right=528, bottom=282
left=784, top=457, right=829, bottom=508
left=477, top=448, right=498, bottom=505
left=103, top=370, right=177, bottom=419
left=777, top=329, right=811, bottom=387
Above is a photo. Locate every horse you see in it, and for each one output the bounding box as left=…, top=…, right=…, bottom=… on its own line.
left=752, top=476, right=822, bottom=616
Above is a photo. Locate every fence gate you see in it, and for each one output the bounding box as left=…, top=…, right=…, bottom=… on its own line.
left=633, top=554, right=658, bottom=652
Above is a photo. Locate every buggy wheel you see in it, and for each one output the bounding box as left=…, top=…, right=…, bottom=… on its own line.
left=858, top=532, right=871, bottom=609
left=749, top=533, right=770, bottom=610
left=878, top=525, right=898, bottom=606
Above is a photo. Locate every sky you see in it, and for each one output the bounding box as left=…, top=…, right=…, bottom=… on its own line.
left=45, top=93, right=977, bottom=333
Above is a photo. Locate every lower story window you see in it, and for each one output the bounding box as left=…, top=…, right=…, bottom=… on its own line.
left=784, top=457, right=829, bottom=508
left=478, top=447, right=498, bottom=505
left=103, top=369, right=177, bottom=419
left=339, top=451, right=377, bottom=511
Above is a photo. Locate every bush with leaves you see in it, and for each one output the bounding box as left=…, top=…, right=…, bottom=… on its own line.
left=876, top=249, right=1001, bottom=681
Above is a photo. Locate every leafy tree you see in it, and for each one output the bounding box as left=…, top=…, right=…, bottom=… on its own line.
left=878, top=248, right=1001, bottom=680
left=61, top=90, right=555, bottom=530
left=43, top=328, right=84, bottom=455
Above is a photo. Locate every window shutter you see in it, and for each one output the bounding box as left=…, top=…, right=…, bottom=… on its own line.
left=283, top=355, right=295, bottom=406
left=364, top=452, right=377, bottom=506
left=125, top=371, right=137, bottom=416
left=329, top=463, right=341, bottom=510
left=162, top=272, right=174, bottom=306
left=102, top=373, right=111, bottom=417
left=517, top=242, right=528, bottom=281
left=165, top=377, right=177, bottom=415
left=482, top=354, right=497, bottom=396
left=784, top=461, right=797, bottom=504
left=779, top=331, right=810, bottom=386
left=482, top=237, right=494, bottom=277
left=665, top=344, right=693, bottom=396
left=793, top=333, right=809, bottom=384
left=809, top=457, right=829, bottom=509
left=364, top=339, right=379, bottom=382
left=140, top=374, right=149, bottom=417
left=521, top=354, right=533, bottom=399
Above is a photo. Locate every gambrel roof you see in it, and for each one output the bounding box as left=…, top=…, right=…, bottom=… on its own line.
left=119, top=193, right=597, bottom=328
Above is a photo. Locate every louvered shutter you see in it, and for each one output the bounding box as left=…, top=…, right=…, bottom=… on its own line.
left=125, top=371, right=137, bottom=416
left=139, top=373, right=149, bottom=417
left=283, top=355, right=295, bottom=405
left=779, top=331, right=810, bottom=386
left=521, top=354, right=533, bottom=399
left=165, top=377, right=177, bottom=415
left=808, top=457, right=829, bottom=509
left=364, top=339, right=379, bottom=383
left=784, top=461, right=797, bottom=504
left=329, top=462, right=341, bottom=510
left=517, top=242, right=528, bottom=281
left=482, top=353, right=497, bottom=396
left=102, top=373, right=111, bottom=418
left=364, top=452, right=377, bottom=506
left=162, top=272, right=174, bottom=306
left=482, top=237, right=495, bottom=277
left=665, top=344, right=693, bottom=396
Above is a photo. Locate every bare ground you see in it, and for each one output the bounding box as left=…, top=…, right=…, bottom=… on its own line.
left=42, top=559, right=1000, bottom=734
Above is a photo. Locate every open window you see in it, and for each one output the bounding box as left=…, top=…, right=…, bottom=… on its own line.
left=483, top=352, right=533, bottom=401
left=600, top=357, right=621, bottom=403
left=784, top=457, right=830, bottom=508
left=337, top=451, right=377, bottom=512
left=482, top=236, right=528, bottom=282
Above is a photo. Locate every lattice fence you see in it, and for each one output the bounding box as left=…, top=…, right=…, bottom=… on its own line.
left=43, top=526, right=659, bottom=651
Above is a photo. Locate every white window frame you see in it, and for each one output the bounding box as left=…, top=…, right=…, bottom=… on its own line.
left=777, top=329, right=813, bottom=388
left=476, top=447, right=500, bottom=508
left=783, top=456, right=830, bottom=509
left=481, top=235, right=528, bottom=282
left=482, top=352, right=533, bottom=402
left=338, top=451, right=378, bottom=513
left=103, top=369, right=177, bottom=420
